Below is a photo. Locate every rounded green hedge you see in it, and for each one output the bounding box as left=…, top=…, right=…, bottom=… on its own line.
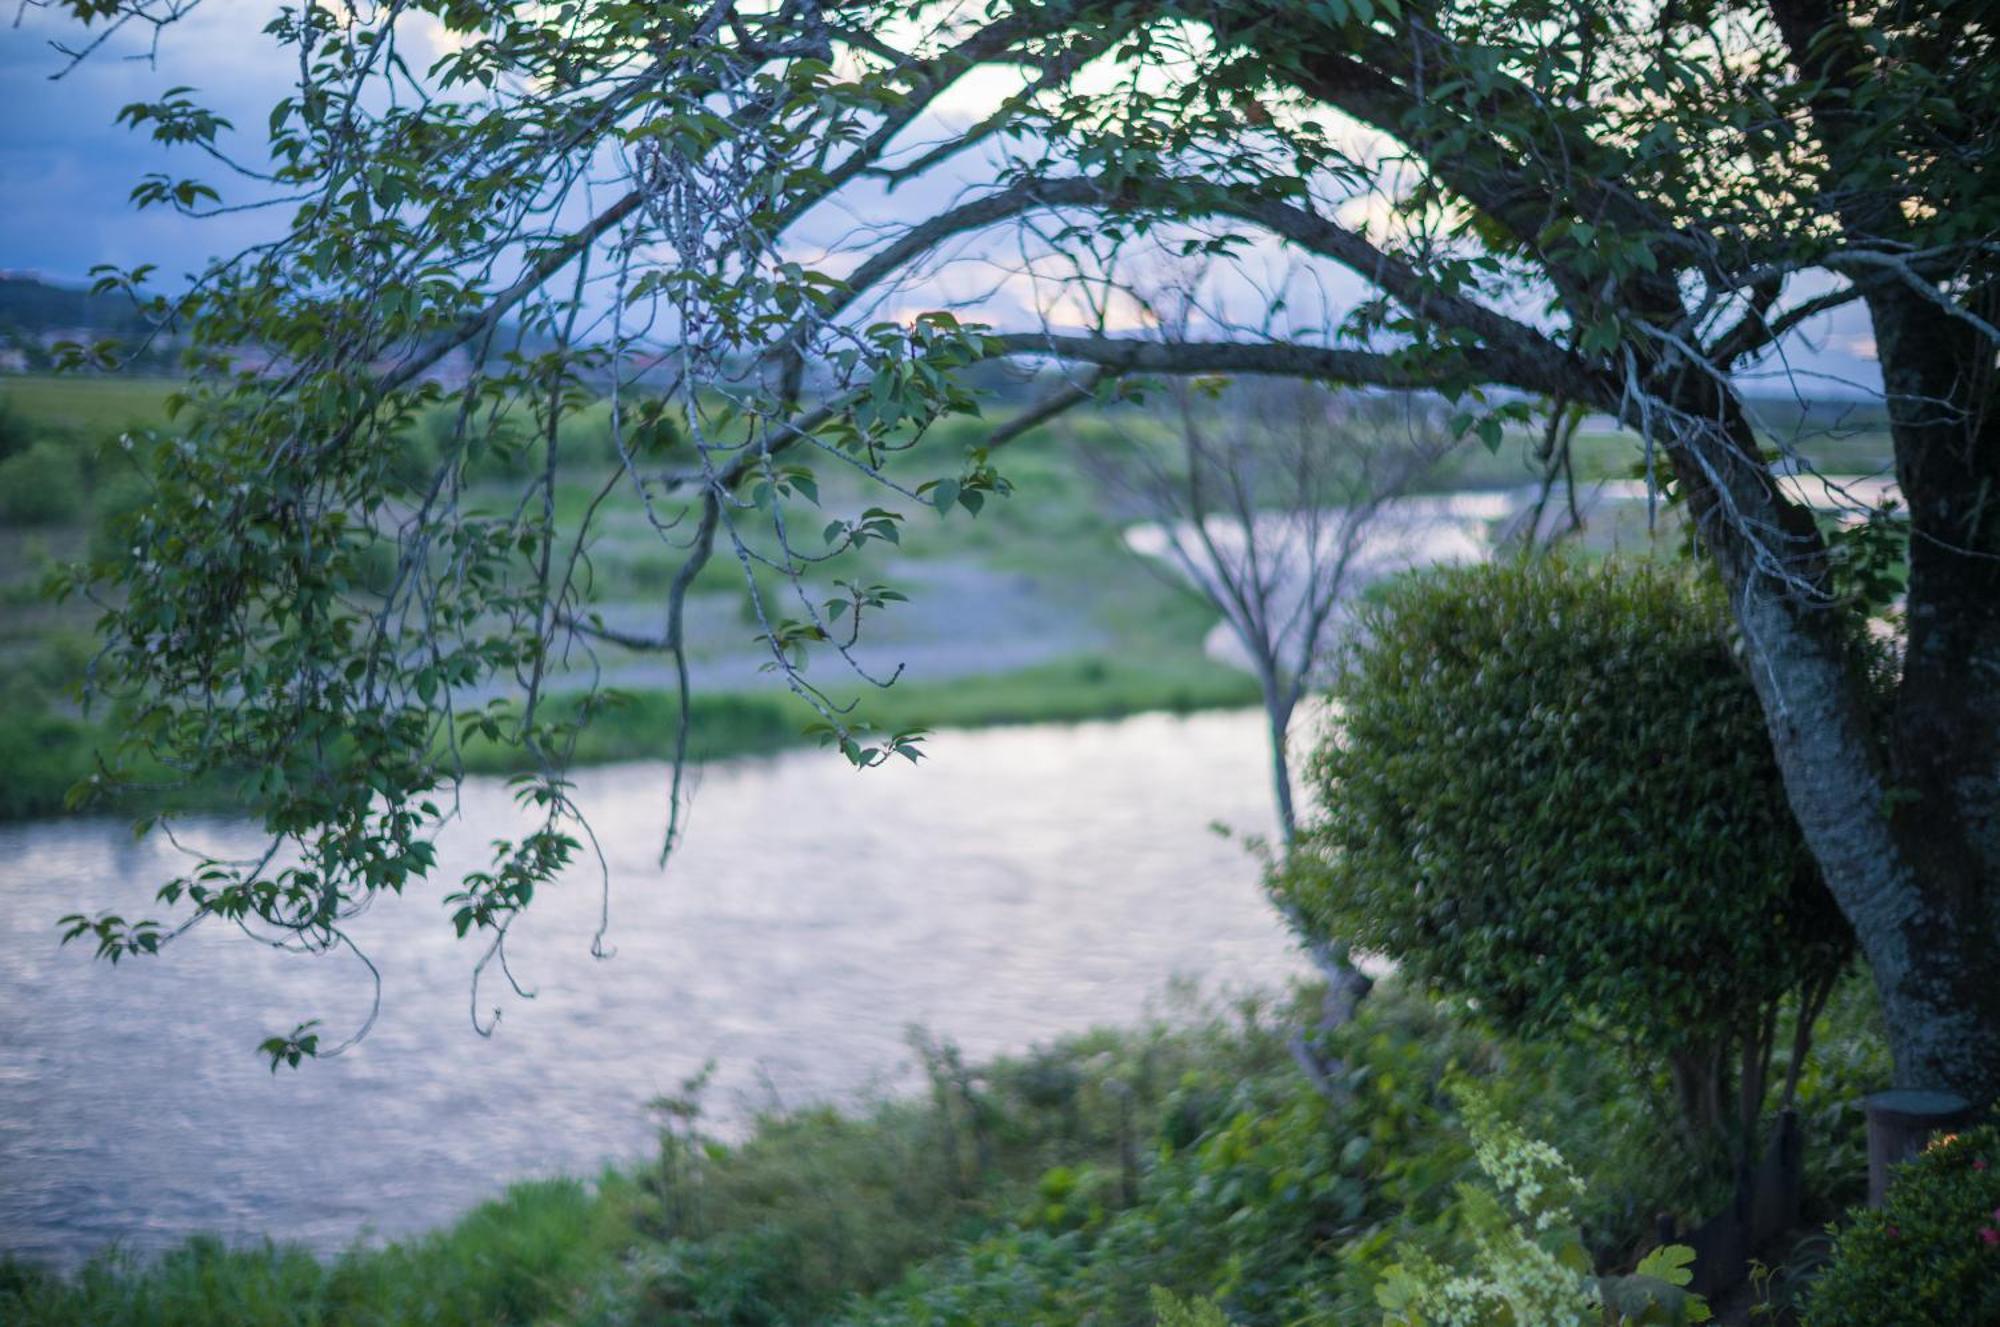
left=1277, top=558, right=1851, bottom=1062
left=1803, top=1122, right=2000, bottom=1325
left=0, top=439, right=85, bottom=525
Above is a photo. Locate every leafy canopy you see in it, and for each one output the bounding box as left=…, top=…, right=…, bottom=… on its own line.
left=1276, top=559, right=1853, bottom=1063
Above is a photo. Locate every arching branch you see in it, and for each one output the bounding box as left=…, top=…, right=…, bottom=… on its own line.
left=991, top=330, right=1593, bottom=400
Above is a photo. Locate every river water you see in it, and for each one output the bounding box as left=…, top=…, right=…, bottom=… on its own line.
left=0, top=709, right=1305, bottom=1271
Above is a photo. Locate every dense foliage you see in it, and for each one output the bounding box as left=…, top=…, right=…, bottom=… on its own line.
left=1278, top=559, right=1854, bottom=1146
left=3, top=975, right=1892, bottom=1326
left=1801, top=1123, right=2000, bottom=1327
left=1376, top=1094, right=1710, bottom=1326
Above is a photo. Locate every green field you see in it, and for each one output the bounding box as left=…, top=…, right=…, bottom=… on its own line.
left=1, top=375, right=176, bottom=431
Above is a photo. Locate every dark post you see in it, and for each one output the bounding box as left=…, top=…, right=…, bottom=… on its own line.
left=1864, top=1090, right=1978, bottom=1206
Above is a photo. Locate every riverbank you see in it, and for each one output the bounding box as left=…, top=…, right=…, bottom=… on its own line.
left=0, top=975, right=1889, bottom=1326
left=0, top=652, right=1260, bottom=821
left=2, top=373, right=1268, bottom=823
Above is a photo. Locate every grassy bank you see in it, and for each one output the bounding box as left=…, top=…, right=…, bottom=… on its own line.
left=0, top=372, right=1265, bottom=823
left=0, top=975, right=1890, bottom=1326
left=0, top=652, right=1262, bottom=822
left=470, top=654, right=1263, bottom=773
left=0, top=373, right=1887, bottom=827
left=1, top=1178, right=642, bottom=1327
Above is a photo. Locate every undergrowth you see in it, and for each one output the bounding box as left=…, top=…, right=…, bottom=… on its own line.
left=1, top=975, right=1888, bottom=1326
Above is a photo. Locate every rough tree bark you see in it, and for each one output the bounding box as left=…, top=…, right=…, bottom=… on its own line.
left=1756, top=0, right=2000, bottom=1102
left=1864, top=288, right=2000, bottom=1100
left=1639, top=314, right=2000, bottom=1102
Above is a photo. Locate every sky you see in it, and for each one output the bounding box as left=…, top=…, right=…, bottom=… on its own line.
left=1, top=0, right=298, bottom=283
left=0, top=0, right=1887, bottom=399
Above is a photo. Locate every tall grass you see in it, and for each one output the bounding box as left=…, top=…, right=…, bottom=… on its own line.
left=1, top=1176, right=638, bottom=1326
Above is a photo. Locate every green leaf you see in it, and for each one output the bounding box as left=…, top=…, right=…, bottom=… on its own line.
left=1635, top=1243, right=1697, bottom=1288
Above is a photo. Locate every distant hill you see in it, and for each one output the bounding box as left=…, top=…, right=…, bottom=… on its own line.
left=0, top=273, right=151, bottom=336
left=0, top=272, right=175, bottom=373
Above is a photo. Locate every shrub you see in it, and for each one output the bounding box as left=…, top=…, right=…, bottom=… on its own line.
left=0, top=393, right=32, bottom=459
left=0, top=440, right=85, bottom=525
left=1277, top=558, right=1853, bottom=1156
left=1801, top=1122, right=2000, bottom=1327
left=836, top=980, right=1763, bottom=1327
left=1375, top=1093, right=1711, bottom=1326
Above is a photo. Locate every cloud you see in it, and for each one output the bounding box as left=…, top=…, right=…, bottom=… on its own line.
left=0, top=9, right=1890, bottom=401
left=1, top=0, right=295, bottom=281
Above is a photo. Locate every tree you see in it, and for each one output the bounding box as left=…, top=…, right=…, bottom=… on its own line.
left=1093, top=375, right=1453, bottom=841
left=1278, top=557, right=1855, bottom=1165
left=39, top=0, right=1999, bottom=1096
left=1091, top=372, right=1454, bottom=1040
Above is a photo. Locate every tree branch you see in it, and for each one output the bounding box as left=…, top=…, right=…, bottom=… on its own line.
left=991, top=331, right=1592, bottom=399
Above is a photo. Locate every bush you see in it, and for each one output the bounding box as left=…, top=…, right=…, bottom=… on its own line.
left=1277, top=558, right=1853, bottom=1154
left=623, top=1006, right=1305, bottom=1325
left=0, top=440, right=85, bottom=525
left=1801, top=1122, right=2000, bottom=1327
left=1376, top=1094, right=1711, bottom=1326
left=0, top=393, right=33, bottom=460
left=837, top=981, right=1759, bottom=1327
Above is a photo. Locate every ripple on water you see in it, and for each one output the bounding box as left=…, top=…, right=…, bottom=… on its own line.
left=0, top=708, right=1303, bottom=1270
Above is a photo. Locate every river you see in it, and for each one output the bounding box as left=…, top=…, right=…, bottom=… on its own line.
left=0, top=708, right=1305, bottom=1271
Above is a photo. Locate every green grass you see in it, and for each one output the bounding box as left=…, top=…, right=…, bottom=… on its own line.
left=0, top=1175, right=639, bottom=1327
left=0, top=376, right=177, bottom=433
left=0, top=653, right=1261, bottom=822
left=0, top=974, right=1891, bottom=1327
left=1417, top=420, right=1897, bottom=495
left=524, top=654, right=1262, bottom=770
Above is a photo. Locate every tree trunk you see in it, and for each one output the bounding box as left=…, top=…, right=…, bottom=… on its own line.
left=1747, top=0, right=2000, bottom=1103
left=1656, top=339, right=2000, bottom=1104
left=1263, top=683, right=1298, bottom=844
left=1253, top=660, right=1372, bottom=1031
left=1862, top=285, right=2000, bottom=1101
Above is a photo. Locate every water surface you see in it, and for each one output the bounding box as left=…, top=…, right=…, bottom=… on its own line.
left=0, top=709, right=1302, bottom=1269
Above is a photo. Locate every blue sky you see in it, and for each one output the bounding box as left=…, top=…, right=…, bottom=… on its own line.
left=2, top=0, right=297, bottom=284
left=1, top=3, right=1886, bottom=399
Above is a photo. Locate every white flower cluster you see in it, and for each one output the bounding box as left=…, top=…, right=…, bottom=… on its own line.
left=1376, top=1104, right=1604, bottom=1327
left=1387, top=1225, right=1600, bottom=1327
left=1471, top=1112, right=1588, bottom=1233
